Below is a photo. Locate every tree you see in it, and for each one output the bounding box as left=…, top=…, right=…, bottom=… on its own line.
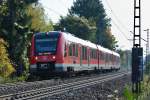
left=0, top=0, right=55, bottom=76
left=0, top=38, right=15, bottom=78
left=101, top=28, right=118, bottom=50
left=69, top=0, right=117, bottom=50
left=26, top=3, right=54, bottom=32
left=55, top=15, right=96, bottom=42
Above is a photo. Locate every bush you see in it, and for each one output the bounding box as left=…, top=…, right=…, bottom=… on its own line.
left=0, top=38, right=15, bottom=78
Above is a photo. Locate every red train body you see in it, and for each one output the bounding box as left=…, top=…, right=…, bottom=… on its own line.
left=29, top=31, right=120, bottom=76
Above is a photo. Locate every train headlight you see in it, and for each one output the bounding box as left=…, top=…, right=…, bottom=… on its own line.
left=52, top=56, right=56, bottom=59
left=35, top=56, right=38, bottom=60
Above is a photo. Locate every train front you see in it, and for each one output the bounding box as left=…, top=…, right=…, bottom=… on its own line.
left=29, top=32, right=64, bottom=76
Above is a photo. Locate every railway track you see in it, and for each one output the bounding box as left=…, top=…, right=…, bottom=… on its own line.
left=0, top=71, right=122, bottom=95
left=0, top=71, right=129, bottom=100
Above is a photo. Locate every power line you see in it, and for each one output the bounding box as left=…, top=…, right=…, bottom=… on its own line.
left=103, top=0, right=133, bottom=46
left=44, top=6, right=63, bottom=16
left=56, top=0, right=68, bottom=10
left=111, top=19, right=132, bottom=46
left=104, top=0, right=132, bottom=36
left=130, top=31, right=147, bottom=42
left=104, top=0, right=147, bottom=43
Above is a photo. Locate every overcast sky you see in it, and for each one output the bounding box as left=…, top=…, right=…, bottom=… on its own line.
left=39, top=0, right=150, bottom=54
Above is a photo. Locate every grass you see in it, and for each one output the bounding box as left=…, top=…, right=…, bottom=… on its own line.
left=123, top=75, right=150, bottom=100
left=0, top=72, right=28, bottom=84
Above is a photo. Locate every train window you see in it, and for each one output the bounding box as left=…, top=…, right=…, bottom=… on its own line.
left=107, top=54, right=109, bottom=62
left=95, top=51, right=97, bottom=59
left=101, top=52, right=103, bottom=60
left=85, top=47, right=87, bottom=60
left=112, top=55, right=114, bottom=62
left=104, top=53, right=106, bottom=61
left=75, top=44, right=78, bottom=57
left=91, top=49, right=93, bottom=59
left=64, top=43, right=67, bottom=57
left=83, top=47, right=85, bottom=59
left=90, top=49, right=94, bottom=59
left=94, top=50, right=96, bottom=59
left=69, top=44, right=73, bottom=56
left=73, top=44, right=75, bottom=56
left=105, top=54, right=107, bottom=62
left=99, top=51, right=101, bottom=60
left=82, top=46, right=87, bottom=60
left=94, top=50, right=95, bottom=59
left=92, top=50, right=94, bottom=59
left=107, top=55, right=109, bottom=61
left=83, top=47, right=85, bottom=60
left=35, top=33, right=59, bottom=55
left=82, top=46, right=84, bottom=59
left=100, top=52, right=102, bottom=60
left=90, top=49, right=92, bottom=58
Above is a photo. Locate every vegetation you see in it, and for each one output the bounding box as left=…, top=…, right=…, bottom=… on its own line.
left=68, top=0, right=117, bottom=50
left=26, top=3, right=54, bottom=32
left=123, top=76, right=150, bottom=100
left=0, top=0, right=117, bottom=81
left=0, top=39, right=15, bottom=78
left=144, top=54, right=150, bottom=76
left=0, top=0, right=53, bottom=79
left=54, top=15, right=96, bottom=42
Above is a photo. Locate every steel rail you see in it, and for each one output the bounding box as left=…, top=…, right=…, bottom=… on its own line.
left=0, top=71, right=121, bottom=95
left=0, top=71, right=129, bottom=100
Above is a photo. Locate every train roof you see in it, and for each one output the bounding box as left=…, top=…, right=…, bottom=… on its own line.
left=112, top=52, right=120, bottom=57
left=34, top=31, right=120, bottom=57
left=62, top=32, right=120, bottom=57
left=62, top=32, right=97, bottom=49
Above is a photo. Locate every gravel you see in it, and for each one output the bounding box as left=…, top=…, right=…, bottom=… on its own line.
left=0, top=71, right=130, bottom=100
left=0, top=72, right=118, bottom=96
left=44, top=74, right=131, bottom=100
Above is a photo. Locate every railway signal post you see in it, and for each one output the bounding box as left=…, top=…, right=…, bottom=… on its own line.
left=132, top=0, right=143, bottom=94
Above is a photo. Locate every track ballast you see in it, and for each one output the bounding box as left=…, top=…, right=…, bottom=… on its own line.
left=0, top=71, right=130, bottom=100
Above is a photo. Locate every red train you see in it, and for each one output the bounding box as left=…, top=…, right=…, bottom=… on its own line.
left=29, top=31, right=120, bottom=76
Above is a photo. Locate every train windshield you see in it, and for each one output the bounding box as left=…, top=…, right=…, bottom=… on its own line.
left=35, top=33, right=59, bottom=55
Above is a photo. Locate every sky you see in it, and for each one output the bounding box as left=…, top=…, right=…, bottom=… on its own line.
left=39, top=0, right=150, bottom=54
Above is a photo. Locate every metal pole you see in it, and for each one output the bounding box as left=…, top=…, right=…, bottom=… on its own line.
left=132, top=0, right=143, bottom=94
left=144, top=29, right=149, bottom=74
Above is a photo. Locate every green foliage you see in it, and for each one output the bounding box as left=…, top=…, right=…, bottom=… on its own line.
left=145, top=62, right=150, bottom=75
left=0, top=74, right=28, bottom=84
left=102, top=28, right=118, bottom=50
left=0, top=38, right=15, bottom=78
left=69, top=0, right=105, bottom=21
left=26, top=3, right=54, bottom=32
left=55, top=15, right=96, bottom=42
left=123, top=76, right=150, bottom=100
left=0, top=0, right=54, bottom=78
left=69, top=0, right=117, bottom=50
left=0, top=0, right=8, bottom=16
left=123, top=85, right=133, bottom=100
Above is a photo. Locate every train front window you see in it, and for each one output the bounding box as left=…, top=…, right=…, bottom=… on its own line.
left=35, top=33, right=59, bottom=55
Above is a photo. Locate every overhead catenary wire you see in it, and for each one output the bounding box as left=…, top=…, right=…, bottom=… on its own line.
left=43, top=6, right=63, bottom=16
left=104, top=0, right=132, bottom=35
left=56, top=0, right=69, bottom=10
left=111, top=19, right=133, bottom=46
left=104, top=0, right=147, bottom=43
